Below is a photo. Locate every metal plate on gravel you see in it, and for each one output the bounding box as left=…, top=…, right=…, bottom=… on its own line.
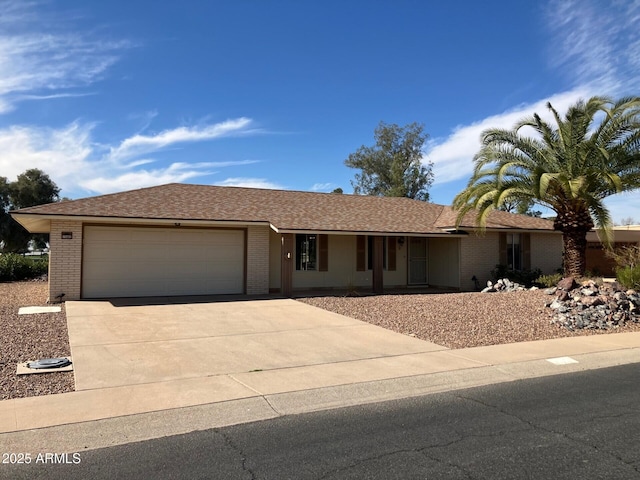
left=16, top=357, right=74, bottom=375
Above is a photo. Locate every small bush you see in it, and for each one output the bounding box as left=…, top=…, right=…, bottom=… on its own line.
left=0, top=253, right=48, bottom=281
left=491, top=264, right=543, bottom=288
left=30, top=255, right=49, bottom=277
left=605, top=244, right=640, bottom=289
left=606, top=244, right=640, bottom=270
left=535, top=273, right=563, bottom=288
left=616, top=265, right=640, bottom=290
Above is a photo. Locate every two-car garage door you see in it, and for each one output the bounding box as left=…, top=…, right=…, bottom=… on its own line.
left=82, top=226, right=245, bottom=298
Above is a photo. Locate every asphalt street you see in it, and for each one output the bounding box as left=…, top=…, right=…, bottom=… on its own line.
left=3, top=363, right=640, bottom=479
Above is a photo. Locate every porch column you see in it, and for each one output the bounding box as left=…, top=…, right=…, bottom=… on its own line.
left=372, top=235, right=384, bottom=294
left=281, top=233, right=294, bottom=297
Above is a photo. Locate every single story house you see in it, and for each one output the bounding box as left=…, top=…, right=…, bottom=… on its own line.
left=10, top=183, right=563, bottom=301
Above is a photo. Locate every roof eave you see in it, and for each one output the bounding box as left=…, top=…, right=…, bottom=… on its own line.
left=9, top=213, right=270, bottom=233
left=271, top=226, right=467, bottom=237
left=442, top=226, right=558, bottom=233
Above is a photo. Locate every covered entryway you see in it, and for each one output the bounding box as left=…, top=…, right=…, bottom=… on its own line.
left=82, top=226, right=245, bottom=298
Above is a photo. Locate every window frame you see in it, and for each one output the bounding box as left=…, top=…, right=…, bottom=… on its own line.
left=295, top=233, right=318, bottom=271
left=506, top=233, right=522, bottom=271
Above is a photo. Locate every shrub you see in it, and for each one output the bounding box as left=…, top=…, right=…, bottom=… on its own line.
left=606, top=245, right=640, bottom=289
left=616, top=265, right=640, bottom=290
left=30, top=255, right=49, bottom=277
left=535, top=273, right=563, bottom=288
left=0, top=253, right=48, bottom=281
left=491, top=264, right=543, bottom=288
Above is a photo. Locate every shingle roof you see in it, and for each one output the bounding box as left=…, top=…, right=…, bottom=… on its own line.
left=434, top=205, right=556, bottom=231
left=12, top=183, right=555, bottom=234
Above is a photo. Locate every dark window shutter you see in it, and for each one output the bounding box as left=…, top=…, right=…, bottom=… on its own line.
left=522, top=233, right=531, bottom=270
left=319, top=234, right=328, bottom=271
left=499, top=233, right=507, bottom=266
left=356, top=235, right=366, bottom=271
left=388, top=237, right=397, bottom=271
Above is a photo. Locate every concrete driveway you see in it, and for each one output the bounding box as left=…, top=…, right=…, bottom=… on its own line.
left=65, top=297, right=448, bottom=391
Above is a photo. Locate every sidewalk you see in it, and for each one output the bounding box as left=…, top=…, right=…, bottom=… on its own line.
left=2, top=331, right=640, bottom=442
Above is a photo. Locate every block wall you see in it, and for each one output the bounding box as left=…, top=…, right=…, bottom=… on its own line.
left=49, top=221, right=83, bottom=301
left=246, top=225, right=270, bottom=294
left=530, top=232, right=563, bottom=274
left=459, top=232, right=500, bottom=291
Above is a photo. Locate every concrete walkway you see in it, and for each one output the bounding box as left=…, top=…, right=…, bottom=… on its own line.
left=1, top=298, right=640, bottom=450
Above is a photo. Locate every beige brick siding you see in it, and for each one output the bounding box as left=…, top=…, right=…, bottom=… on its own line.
left=459, top=232, right=500, bottom=291
left=49, top=220, right=83, bottom=301
left=530, top=232, right=563, bottom=274
left=246, top=225, right=270, bottom=294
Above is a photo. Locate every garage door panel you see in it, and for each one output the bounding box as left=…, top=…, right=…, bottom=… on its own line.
left=82, top=226, right=245, bottom=298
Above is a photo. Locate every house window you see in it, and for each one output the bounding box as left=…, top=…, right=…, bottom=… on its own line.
left=506, top=233, right=522, bottom=270
left=296, top=234, right=317, bottom=270
left=367, top=236, right=387, bottom=270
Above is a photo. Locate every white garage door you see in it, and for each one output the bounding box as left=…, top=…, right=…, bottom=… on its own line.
left=82, top=226, right=245, bottom=298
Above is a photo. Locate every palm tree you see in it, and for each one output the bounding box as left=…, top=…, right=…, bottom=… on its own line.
left=453, top=96, right=640, bottom=277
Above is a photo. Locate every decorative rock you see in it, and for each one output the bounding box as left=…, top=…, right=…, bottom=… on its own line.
left=544, top=287, right=557, bottom=295
left=549, top=300, right=564, bottom=310
left=548, top=280, right=640, bottom=331
left=613, top=292, right=627, bottom=301
left=557, top=277, right=578, bottom=291
left=580, top=296, right=604, bottom=307
left=480, top=278, right=528, bottom=293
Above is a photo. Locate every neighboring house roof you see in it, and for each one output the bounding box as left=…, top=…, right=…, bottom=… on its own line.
left=11, top=183, right=556, bottom=235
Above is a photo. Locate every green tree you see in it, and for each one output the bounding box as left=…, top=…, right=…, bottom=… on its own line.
left=499, top=197, right=542, bottom=217
left=1, top=169, right=60, bottom=252
left=345, top=122, right=433, bottom=201
left=453, top=96, right=640, bottom=277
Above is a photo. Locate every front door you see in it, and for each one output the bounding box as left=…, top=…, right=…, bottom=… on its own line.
left=408, top=237, right=428, bottom=285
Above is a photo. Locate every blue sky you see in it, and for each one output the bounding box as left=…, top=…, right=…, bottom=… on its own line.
left=1, top=0, right=639, bottom=222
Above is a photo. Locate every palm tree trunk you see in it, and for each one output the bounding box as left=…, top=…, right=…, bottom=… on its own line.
left=562, top=230, right=588, bottom=277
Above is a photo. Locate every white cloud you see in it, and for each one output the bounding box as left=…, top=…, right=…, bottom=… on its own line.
left=0, top=1, right=129, bottom=113
left=216, top=178, right=284, bottom=189
left=426, top=87, right=592, bottom=185
left=107, top=118, right=257, bottom=162
left=0, top=119, right=265, bottom=196
left=310, top=182, right=334, bottom=192
left=0, top=3, right=267, bottom=197
left=80, top=165, right=209, bottom=194
left=545, top=0, right=640, bottom=93
left=0, top=122, right=94, bottom=188
left=425, top=0, right=640, bottom=224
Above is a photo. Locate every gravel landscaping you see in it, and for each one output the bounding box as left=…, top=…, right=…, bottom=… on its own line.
left=0, top=281, right=74, bottom=400
left=298, top=289, right=640, bottom=349
left=3, top=281, right=640, bottom=400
